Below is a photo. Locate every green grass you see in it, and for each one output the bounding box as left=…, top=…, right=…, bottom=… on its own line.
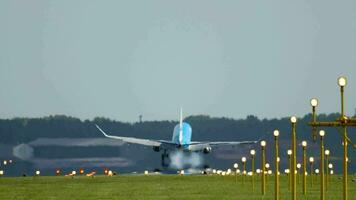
left=0, top=174, right=355, bottom=200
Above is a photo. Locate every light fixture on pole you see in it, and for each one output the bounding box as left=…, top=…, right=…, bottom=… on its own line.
left=319, top=130, right=326, bottom=200
left=309, top=157, right=314, bottom=187
left=250, top=149, right=256, bottom=191
left=261, top=140, right=266, bottom=195
left=302, top=140, right=307, bottom=195
left=273, top=130, right=280, bottom=200
left=287, top=149, right=292, bottom=191
left=242, top=157, right=247, bottom=185
left=325, top=149, right=330, bottom=191
left=290, top=116, right=297, bottom=200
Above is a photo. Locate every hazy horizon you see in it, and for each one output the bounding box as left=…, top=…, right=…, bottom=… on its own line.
left=1, top=1, right=355, bottom=122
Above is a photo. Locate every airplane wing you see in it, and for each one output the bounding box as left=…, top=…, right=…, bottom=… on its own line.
left=206, top=140, right=259, bottom=146
left=95, top=125, right=173, bottom=147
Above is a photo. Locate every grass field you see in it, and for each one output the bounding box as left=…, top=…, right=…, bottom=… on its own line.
left=0, top=174, right=355, bottom=200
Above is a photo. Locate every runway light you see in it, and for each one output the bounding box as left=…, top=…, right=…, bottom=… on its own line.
left=285, top=169, right=290, bottom=174
left=180, top=170, right=185, bottom=175
left=80, top=169, right=84, bottom=174
left=108, top=170, right=113, bottom=176
left=330, top=170, right=334, bottom=175
left=212, top=169, right=217, bottom=174
left=9, top=160, right=12, bottom=164
left=277, top=157, right=280, bottom=163
left=72, top=171, right=76, bottom=176
left=328, top=163, right=333, bottom=169
left=268, top=170, right=272, bottom=175
left=222, top=171, right=226, bottom=176
left=0, top=170, right=3, bottom=176
left=35, top=170, right=40, bottom=176
left=319, top=130, right=325, bottom=137
left=287, top=149, right=292, bottom=155
left=302, top=141, right=307, bottom=147
left=265, top=163, right=270, bottom=169
left=261, top=140, right=266, bottom=147
left=144, top=170, right=149, bottom=175
left=325, top=150, right=330, bottom=156
left=3, top=160, right=7, bottom=165
left=248, top=171, right=253, bottom=176
left=310, top=98, right=318, bottom=107
left=236, top=169, right=241, bottom=174
left=315, top=169, right=319, bottom=174
left=242, top=157, right=246, bottom=163
left=290, top=116, right=297, bottom=123
left=338, top=76, right=347, bottom=87
left=56, top=169, right=61, bottom=176
left=256, top=169, right=261, bottom=174
left=250, top=149, right=256, bottom=155
left=233, top=163, right=238, bottom=169
left=227, top=169, right=232, bottom=174
left=273, top=130, right=279, bottom=137
left=309, top=157, right=314, bottom=163
left=297, top=163, right=301, bottom=169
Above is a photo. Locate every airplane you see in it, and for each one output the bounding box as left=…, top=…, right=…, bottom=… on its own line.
left=95, top=109, right=258, bottom=168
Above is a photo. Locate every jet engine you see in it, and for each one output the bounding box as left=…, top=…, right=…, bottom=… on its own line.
left=153, top=146, right=160, bottom=152
left=203, top=146, right=212, bottom=154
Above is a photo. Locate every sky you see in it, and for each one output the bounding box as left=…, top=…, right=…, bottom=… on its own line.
left=0, top=0, right=355, bottom=122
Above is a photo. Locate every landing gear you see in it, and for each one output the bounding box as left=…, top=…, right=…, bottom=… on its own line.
left=161, top=150, right=170, bottom=168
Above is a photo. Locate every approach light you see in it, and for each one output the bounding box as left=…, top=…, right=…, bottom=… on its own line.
left=144, top=170, right=149, bottom=175
left=3, top=160, right=7, bottom=165
left=250, top=149, right=256, bottom=155
left=261, top=141, right=266, bottom=147
left=233, top=163, right=238, bottom=169
left=338, top=76, right=347, bottom=87
left=35, top=170, right=40, bottom=176
left=256, top=169, right=261, bottom=174
left=297, top=163, right=301, bottom=169
left=277, top=157, right=280, bottom=163
left=325, top=150, right=330, bottom=156
left=242, top=157, right=247, bottom=163
left=265, top=163, right=270, bottom=169
left=302, top=141, right=307, bottom=147
left=290, top=116, right=297, bottom=123
left=273, top=130, right=279, bottom=137
left=309, top=157, right=314, bottom=163
left=328, top=163, right=333, bottom=169
left=310, top=98, right=318, bottom=107
left=0, top=170, right=3, bottom=176
left=330, top=170, right=334, bottom=175
left=315, top=169, right=319, bottom=174
left=319, top=130, right=325, bottom=137
left=287, top=149, right=292, bottom=155
left=72, top=171, right=76, bottom=175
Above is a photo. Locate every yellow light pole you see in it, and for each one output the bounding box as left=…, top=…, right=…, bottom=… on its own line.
left=302, top=141, right=307, bottom=195
left=242, top=157, right=247, bottom=185
left=287, top=149, right=292, bottom=191
left=250, top=149, right=256, bottom=191
left=265, top=163, right=270, bottom=183
left=328, top=163, right=333, bottom=189
left=309, top=157, right=314, bottom=187
left=319, top=130, right=326, bottom=200
left=325, top=149, right=330, bottom=191
left=308, top=76, right=356, bottom=200
left=290, top=116, right=297, bottom=200
left=261, top=140, right=266, bottom=195
left=273, top=130, right=280, bottom=200
left=234, top=163, right=239, bottom=183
